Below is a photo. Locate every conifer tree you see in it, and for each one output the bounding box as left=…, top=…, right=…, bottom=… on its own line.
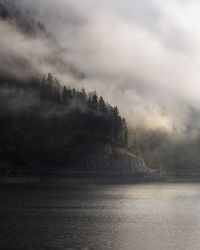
left=99, top=96, right=107, bottom=113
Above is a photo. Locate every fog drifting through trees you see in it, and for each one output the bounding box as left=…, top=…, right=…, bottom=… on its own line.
left=1, top=0, right=200, bottom=176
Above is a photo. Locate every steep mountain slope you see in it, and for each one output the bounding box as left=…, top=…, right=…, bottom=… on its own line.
left=0, top=1, right=148, bottom=177
left=0, top=73, right=138, bottom=176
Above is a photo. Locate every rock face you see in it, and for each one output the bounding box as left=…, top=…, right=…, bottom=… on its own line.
left=72, top=144, right=149, bottom=176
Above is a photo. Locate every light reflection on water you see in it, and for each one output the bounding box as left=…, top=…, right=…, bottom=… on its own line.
left=1, top=182, right=200, bottom=250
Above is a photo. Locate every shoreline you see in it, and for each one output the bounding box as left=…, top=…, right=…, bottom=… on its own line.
left=1, top=175, right=200, bottom=185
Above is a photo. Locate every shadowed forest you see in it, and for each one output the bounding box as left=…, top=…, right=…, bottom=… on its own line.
left=0, top=73, right=128, bottom=173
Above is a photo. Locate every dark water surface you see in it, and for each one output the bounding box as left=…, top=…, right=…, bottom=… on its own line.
left=1, top=180, right=200, bottom=250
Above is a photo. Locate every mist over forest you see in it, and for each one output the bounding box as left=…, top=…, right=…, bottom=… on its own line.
left=1, top=0, right=200, bottom=176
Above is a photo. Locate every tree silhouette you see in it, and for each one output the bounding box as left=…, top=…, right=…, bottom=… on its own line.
left=99, top=96, right=107, bottom=113
left=0, top=73, right=128, bottom=173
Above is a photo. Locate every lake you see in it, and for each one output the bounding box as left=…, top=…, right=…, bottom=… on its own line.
left=1, top=180, right=200, bottom=250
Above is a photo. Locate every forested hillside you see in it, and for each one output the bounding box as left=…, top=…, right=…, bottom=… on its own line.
left=2, top=0, right=200, bottom=178
left=0, top=74, right=128, bottom=174
left=0, top=0, right=132, bottom=175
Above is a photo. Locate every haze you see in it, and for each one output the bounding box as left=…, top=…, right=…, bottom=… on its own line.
left=2, top=0, right=200, bottom=132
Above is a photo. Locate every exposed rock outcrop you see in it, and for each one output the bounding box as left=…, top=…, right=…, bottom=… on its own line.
left=70, top=143, right=149, bottom=176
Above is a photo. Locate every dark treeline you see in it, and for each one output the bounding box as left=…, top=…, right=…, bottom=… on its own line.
left=0, top=73, right=128, bottom=174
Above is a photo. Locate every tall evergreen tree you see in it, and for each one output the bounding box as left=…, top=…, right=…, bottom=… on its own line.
left=91, top=92, right=98, bottom=110
left=47, top=73, right=53, bottom=86
left=62, top=86, right=72, bottom=106
left=99, top=96, right=107, bottom=113
left=80, top=88, right=87, bottom=104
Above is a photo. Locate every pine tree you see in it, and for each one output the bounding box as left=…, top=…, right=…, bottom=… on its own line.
left=90, top=92, right=98, bottom=110
left=99, top=96, right=107, bottom=113
left=47, top=73, right=53, bottom=86
left=80, top=88, right=86, bottom=104
left=62, top=86, right=73, bottom=106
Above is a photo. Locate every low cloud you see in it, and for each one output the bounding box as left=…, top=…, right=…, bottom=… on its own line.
left=2, top=0, right=200, bottom=133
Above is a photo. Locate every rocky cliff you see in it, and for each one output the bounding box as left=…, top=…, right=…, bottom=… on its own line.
left=67, top=143, right=149, bottom=176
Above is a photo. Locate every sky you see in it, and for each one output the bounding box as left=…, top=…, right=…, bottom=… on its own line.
left=2, top=0, right=200, bottom=132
